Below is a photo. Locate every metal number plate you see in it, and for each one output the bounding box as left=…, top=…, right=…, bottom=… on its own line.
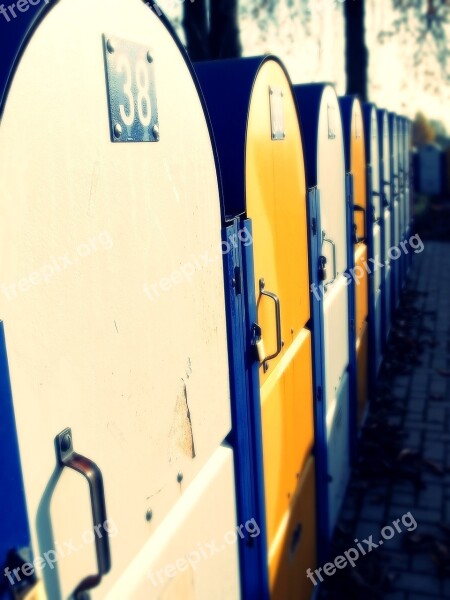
left=103, top=34, right=159, bottom=143
left=269, top=87, right=285, bottom=141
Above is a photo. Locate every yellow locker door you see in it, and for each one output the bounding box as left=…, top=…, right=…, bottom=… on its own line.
left=245, top=59, right=315, bottom=599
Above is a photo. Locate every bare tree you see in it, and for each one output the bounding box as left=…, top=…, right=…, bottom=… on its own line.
left=183, top=0, right=242, bottom=60
left=379, top=0, right=450, bottom=80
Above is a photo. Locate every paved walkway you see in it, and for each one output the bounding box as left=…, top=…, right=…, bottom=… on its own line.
left=318, top=238, right=450, bottom=600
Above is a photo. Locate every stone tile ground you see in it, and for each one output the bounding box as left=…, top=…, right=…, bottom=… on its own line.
left=318, top=240, right=450, bottom=599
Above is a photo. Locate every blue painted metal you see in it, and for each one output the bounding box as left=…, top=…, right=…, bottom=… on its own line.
left=194, top=56, right=291, bottom=221
left=0, top=322, right=31, bottom=600
left=388, top=112, right=400, bottom=314
left=338, top=96, right=356, bottom=174
left=306, top=187, right=330, bottom=564
left=344, top=173, right=359, bottom=459
left=195, top=56, right=286, bottom=599
left=294, top=82, right=356, bottom=554
left=362, top=103, right=381, bottom=393
left=223, top=219, right=270, bottom=600
left=377, top=109, right=391, bottom=349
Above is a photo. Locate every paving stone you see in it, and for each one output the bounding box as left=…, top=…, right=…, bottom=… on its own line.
left=394, top=572, right=441, bottom=595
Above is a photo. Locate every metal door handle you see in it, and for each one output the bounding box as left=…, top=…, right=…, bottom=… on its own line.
left=353, top=204, right=367, bottom=243
left=56, top=428, right=111, bottom=599
left=322, top=234, right=337, bottom=285
left=258, top=278, right=283, bottom=372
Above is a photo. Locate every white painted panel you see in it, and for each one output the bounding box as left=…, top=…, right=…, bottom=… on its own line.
left=0, top=0, right=231, bottom=597
left=104, top=446, right=240, bottom=600
left=327, top=372, right=350, bottom=535
left=317, top=86, right=347, bottom=275
left=323, top=275, right=349, bottom=424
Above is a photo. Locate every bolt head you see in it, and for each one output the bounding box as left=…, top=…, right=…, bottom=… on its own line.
left=146, top=509, right=153, bottom=522
left=177, top=472, right=183, bottom=483
left=147, top=50, right=153, bottom=63
left=113, top=123, right=123, bottom=138
left=152, top=124, right=160, bottom=141
left=61, top=433, right=71, bottom=453
left=106, top=39, right=114, bottom=54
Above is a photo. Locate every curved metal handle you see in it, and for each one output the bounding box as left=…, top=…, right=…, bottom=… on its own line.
left=258, top=279, right=282, bottom=372
left=56, top=428, right=111, bottom=600
left=322, top=234, right=337, bottom=286
left=353, top=204, right=367, bottom=243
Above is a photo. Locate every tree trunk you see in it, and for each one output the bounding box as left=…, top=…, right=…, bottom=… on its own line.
left=209, top=0, right=242, bottom=59
left=344, top=0, right=368, bottom=101
left=183, top=0, right=210, bottom=60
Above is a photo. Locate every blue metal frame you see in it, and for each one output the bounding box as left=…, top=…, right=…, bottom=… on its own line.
left=223, top=219, right=269, bottom=600
left=388, top=112, right=400, bottom=314
left=377, top=109, right=391, bottom=349
left=295, top=83, right=356, bottom=553
left=337, top=96, right=368, bottom=436
left=195, top=57, right=278, bottom=599
left=363, top=104, right=382, bottom=393
left=0, top=322, right=31, bottom=600
left=306, top=187, right=330, bottom=564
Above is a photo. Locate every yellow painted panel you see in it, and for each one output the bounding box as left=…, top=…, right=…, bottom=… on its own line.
left=269, top=457, right=316, bottom=600
left=261, top=329, right=314, bottom=545
left=351, top=101, right=367, bottom=241
left=354, top=243, right=369, bottom=338
left=246, top=60, right=310, bottom=382
left=357, top=320, right=369, bottom=424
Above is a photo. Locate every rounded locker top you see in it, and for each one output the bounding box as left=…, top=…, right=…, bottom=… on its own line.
left=363, top=103, right=381, bottom=219
left=196, top=56, right=310, bottom=364
left=194, top=55, right=303, bottom=222
left=294, top=83, right=348, bottom=275
left=339, top=96, right=366, bottom=192
left=377, top=109, right=391, bottom=204
left=0, top=1, right=233, bottom=598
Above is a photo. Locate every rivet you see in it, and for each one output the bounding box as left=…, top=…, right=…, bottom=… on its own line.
left=106, top=39, right=115, bottom=54
left=113, top=123, right=122, bottom=138
left=61, top=433, right=71, bottom=453
left=291, top=328, right=294, bottom=334
left=147, top=50, right=153, bottom=63
left=177, top=472, right=183, bottom=484
left=152, top=124, right=160, bottom=140
left=146, top=509, right=153, bottom=522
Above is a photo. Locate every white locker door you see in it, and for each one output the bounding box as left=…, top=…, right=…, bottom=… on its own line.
left=0, top=1, right=235, bottom=598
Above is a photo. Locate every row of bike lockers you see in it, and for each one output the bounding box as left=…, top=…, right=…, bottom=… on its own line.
left=0, top=2, right=414, bottom=599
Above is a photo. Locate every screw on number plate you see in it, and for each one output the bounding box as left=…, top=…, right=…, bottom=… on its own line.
left=152, top=125, right=160, bottom=141
left=113, top=123, right=122, bottom=138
